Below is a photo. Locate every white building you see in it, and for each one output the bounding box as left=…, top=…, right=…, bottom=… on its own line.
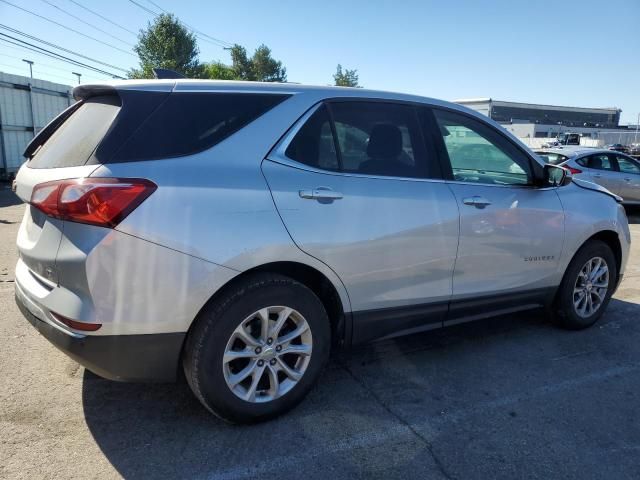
left=0, top=72, right=73, bottom=178
left=456, top=98, right=639, bottom=148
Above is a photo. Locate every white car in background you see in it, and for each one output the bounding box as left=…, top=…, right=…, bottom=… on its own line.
left=536, top=147, right=640, bottom=205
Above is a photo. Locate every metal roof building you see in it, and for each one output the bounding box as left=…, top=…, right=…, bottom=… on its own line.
left=455, top=98, right=622, bottom=129
left=0, top=72, right=73, bottom=178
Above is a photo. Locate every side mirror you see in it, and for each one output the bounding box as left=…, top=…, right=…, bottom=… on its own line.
left=544, top=164, right=572, bottom=187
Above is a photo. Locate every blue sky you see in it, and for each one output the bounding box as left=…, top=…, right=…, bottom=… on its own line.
left=1, top=0, right=638, bottom=123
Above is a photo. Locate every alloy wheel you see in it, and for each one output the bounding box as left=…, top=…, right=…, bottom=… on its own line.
left=223, top=306, right=313, bottom=403
left=573, top=256, right=609, bottom=318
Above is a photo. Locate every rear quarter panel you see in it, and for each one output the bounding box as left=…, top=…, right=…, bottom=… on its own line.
left=90, top=91, right=352, bottom=313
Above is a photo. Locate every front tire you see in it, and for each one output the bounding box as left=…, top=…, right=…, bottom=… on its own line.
left=554, top=240, right=617, bottom=330
left=183, top=273, right=330, bottom=423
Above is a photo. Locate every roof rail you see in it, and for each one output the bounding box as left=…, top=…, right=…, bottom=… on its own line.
left=152, top=68, right=185, bottom=80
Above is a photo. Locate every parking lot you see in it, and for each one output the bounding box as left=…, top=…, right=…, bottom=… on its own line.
left=1, top=185, right=640, bottom=480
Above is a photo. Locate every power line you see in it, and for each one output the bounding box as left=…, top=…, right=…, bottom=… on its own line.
left=0, top=24, right=129, bottom=73
left=39, top=0, right=135, bottom=47
left=128, top=0, right=158, bottom=17
left=66, top=0, right=138, bottom=37
left=129, top=0, right=233, bottom=49
left=144, top=0, right=233, bottom=47
left=0, top=0, right=136, bottom=57
left=0, top=35, right=125, bottom=78
left=0, top=51, right=108, bottom=80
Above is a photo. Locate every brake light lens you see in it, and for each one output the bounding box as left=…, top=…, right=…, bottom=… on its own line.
left=30, top=178, right=157, bottom=228
left=567, top=167, right=582, bottom=175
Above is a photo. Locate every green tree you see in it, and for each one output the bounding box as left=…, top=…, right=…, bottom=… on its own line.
left=202, top=61, right=235, bottom=80
left=333, top=64, right=359, bottom=87
left=204, top=44, right=287, bottom=82
left=130, top=13, right=204, bottom=79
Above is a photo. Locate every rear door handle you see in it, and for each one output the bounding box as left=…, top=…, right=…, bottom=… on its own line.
left=592, top=173, right=602, bottom=178
left=624, top=177, right=632, bottom=182
left=462, top=196, right=491, bottom=208
left=299, top=187, right=343, bottom=201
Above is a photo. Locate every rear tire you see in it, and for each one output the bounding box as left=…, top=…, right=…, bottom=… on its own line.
left=183, top=273, right=330, bottom=424
left=554, top=240, right=617, bottom=330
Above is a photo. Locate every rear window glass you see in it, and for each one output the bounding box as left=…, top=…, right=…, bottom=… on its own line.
left=112, top=93, right=289, bottom=162
left=29, top=96, right=121, bottom=169
left=535, top=152, right=569, bottom=165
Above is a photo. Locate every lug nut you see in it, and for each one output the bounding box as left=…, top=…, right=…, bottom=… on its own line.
left=267, top=338, right=273, bottom=345
left=255, top=347, right=262, bottom=354
left=257, top=360, right=264, bottom=367
left=270, top=359, right=277, bottom=365
left=275, top=345, right=282, bottom=352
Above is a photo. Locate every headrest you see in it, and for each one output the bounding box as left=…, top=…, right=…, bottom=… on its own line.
left=366, top=124, right=403, bottom=159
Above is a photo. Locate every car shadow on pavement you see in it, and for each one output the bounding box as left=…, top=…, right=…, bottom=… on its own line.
left=81, top=299, right=640, bottom=480
left=0, top=188, right=21, bottom=208
left=625, top=206, right=640, bottom=224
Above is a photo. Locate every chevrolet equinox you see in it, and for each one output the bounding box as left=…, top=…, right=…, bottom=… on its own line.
left=14, top=80, right=630, bottom=423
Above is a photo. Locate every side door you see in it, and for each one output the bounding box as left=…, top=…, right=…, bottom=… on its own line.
left=428, top=107, right=564, bottom=317
left=614, top=154, right=640, bottom=202
left=263, top=100, right=460, bottom=343
left=579, top=153, right=623, bottom=195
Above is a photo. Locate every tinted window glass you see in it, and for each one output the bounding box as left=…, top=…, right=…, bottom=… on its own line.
left=285, top=105, right=338, bottom=170
left=616, top=156, right=640, bottom=174
left=114, top=93, right=289, bottom=161
left=29, top=96, right=121, bottom=168
left=329, top=102, right=431, bottom=178
left=586, top=154, right=614, bottom=171
left=536, top=152, right=568, bottom=165
left=433, top=109, right=531, bottom=185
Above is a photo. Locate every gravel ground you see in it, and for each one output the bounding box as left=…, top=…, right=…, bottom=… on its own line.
left=1, top=185, right=640, bottom=479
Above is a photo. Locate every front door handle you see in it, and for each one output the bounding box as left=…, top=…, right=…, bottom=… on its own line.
left=462, top=196, right=492, bottom=208
left=299, top=187, right=343, bottom=201
left=624, top=177, right=632, bottom=182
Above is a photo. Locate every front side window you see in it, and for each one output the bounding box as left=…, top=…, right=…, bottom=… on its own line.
left=616, top=155, right=640, bottom=174
left=433, top=109, right=531, bottom=186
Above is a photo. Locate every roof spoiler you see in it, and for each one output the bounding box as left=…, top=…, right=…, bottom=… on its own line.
left=152, top=68, right=185, bottom=79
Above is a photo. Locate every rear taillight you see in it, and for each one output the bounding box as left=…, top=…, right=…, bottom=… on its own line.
left=567, top=167, right=582, bottom=175
left=30, top=178, right=156, bottom=228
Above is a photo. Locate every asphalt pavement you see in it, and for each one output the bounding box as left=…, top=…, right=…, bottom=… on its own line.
left=1, top=185, right=640, bottom=479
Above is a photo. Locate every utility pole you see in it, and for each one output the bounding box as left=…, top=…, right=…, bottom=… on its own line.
left=22, top=59, right=33, bottom=78
left=72, top=72, right=81, bottom=85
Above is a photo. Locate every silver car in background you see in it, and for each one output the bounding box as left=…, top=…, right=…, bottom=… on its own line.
left=14, top=80, right=630, bottom=423
left=536, top=147, right=640, bottom=204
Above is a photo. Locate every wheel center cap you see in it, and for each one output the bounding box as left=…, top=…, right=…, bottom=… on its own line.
left=260, top=346, right=276, bottom=360
left=586, top=282, right=593, bottom=291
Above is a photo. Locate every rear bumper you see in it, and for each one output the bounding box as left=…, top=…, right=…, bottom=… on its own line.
left=15, top=285, right=185, bottom=382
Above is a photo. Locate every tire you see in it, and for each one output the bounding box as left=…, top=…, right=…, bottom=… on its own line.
left=183, top=273, right=331, bottom=424
left=554, top=240, right=617, bottom=330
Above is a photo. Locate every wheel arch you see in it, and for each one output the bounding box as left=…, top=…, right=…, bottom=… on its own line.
left=187, top=261, right=350, bottom=350
left=586, top=230, right=622, bottom=283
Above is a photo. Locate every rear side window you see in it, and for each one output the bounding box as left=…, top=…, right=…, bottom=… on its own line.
left=330, top=102, right=429, bottom=178
left=285, top=105, right=339, bottom=170
left=113, top=93, right=289, bottom=162
left=536, top=152, right=568, bottom=165
left=284, top=101, right=438, bottom=179
left=29, top=96, right=121, bottom=168
left=583, top=154, right=614, bottom=171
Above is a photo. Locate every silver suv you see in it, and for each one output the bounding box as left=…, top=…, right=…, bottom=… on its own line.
left=14, top=80, right=630, bottom=423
